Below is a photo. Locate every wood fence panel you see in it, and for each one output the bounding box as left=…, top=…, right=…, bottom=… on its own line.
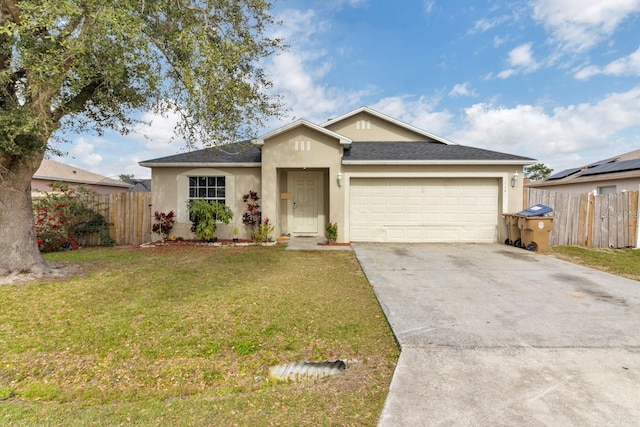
left=75, top=192, right=152, bottom=247
left=569, top=194, right=580, bottom=246
left=630, top=191, right=638, bottom=248
left=525, top=189, right=638, bottom=248
left=617, top=193, right=627, bottom=248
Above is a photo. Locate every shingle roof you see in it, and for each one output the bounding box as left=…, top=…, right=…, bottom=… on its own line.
left=124, top=178, right=152, bottom=192
left=34, top=159, right=131, bottom=188
left=140, top=140, right=533, bottom=166
left=343, top=141, right=534, bottom=162
left=140, top=141, right=261, bottom=165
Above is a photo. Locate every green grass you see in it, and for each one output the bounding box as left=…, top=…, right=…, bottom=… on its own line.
left=552, top=246, right=640, bottom=281
left=0, top=245, right=399, bottom=426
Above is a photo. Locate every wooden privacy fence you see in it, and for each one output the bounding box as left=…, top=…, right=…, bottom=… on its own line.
left=526, top=188, right=639, bottom=248
left=77, top=192, right=153, bottom=246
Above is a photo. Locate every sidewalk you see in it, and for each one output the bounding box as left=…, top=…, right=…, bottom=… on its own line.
left=284, top=236, right=353, bottom=251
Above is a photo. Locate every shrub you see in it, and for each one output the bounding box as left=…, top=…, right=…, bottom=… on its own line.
left=253, top=217, right=275, bottom=242
left=188, top=199, right=234, bottom=241
left=34, top=183, right=113, bottom=252
left=152, top=211, right=175, bottom=241
left=326, top=222, right=338, bottom=242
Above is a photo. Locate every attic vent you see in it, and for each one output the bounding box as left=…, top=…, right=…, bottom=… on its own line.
left=295, top=140, right=311, bottom=151
left=356, top=120, right=371, bottom=130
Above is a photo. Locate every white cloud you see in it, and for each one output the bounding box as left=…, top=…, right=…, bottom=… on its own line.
left=575, top=45, right=640, bottom=79
left=423, top=1, right=436, bottom=14
left=468, top=15, right=511, bottom=34
left=497, top=43, right=540, bottom=78
left=449, top=86, right=640, bottom=170
left=129, top=107, right=186, bottom=153
left=574, top=64, right=601, bottom=80
left=265, top=8, right=373, bottom=124
left=272, top=9, right=327, bottom=42
left=532, top=0, right=640, bottom=52
left=69, top=137, right=103, bottom=169
left=603, top=45, right=640, bottom=75
left=509, top=43, right=537, bottom=68
left=449, top=83, right=477, bottom=97
left=371, top=95, right=454, bottom=136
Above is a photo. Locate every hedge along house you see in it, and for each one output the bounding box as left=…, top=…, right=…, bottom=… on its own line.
left=140, top=107, right=534, bottom=243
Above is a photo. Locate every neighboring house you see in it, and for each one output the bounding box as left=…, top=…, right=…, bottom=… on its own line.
left=140, top=107, right=534, bottom=243
left=32, top=159, right=132, bottom=197
left=526, top=149, right=640, bottom=194
left=124, top=178, right=152, bottom=192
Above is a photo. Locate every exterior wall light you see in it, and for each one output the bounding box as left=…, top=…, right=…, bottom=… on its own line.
left=337, top=172, right=343, bottom=188
left=510, top=171, right=518, bottom=188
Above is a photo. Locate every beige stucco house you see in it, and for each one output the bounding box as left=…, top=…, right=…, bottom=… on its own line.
left=140, top=107, right=534, bottom=243
left=526, top=149, right=640, bottom=195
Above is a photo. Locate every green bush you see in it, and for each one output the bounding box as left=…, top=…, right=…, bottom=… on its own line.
left=187, top=199, right=234, bottom=241
left=33, top=183, right=113, bottom=252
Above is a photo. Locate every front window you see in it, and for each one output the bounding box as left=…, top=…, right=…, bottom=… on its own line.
left=189, top=176, right=226, bottom=204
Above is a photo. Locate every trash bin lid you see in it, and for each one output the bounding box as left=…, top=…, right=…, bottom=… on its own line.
left=516, top=204, right=553, bottom=217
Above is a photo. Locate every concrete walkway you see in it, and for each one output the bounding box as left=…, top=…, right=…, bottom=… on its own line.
left=353, top=243, right=640, bottom=426
left=284, top=236, right=353, bottom=251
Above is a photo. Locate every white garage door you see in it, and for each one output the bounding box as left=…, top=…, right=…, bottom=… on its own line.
left=349, top=178, right=499, bottom=243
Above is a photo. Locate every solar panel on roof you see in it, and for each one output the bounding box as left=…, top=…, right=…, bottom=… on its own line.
left=587, top=157, right=617, bottom=167
left=546, top=167, right=581, bottom=180
left=581, top=159, right=640, bottom=176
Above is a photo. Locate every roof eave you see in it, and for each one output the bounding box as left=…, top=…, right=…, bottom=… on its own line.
left=32, top=175, right=132, bottom=187
left=139, top=162, right=261, bottom=168
left=526, top=170, right=640, bottom=187
left=342, top=159, right=536, bottom=166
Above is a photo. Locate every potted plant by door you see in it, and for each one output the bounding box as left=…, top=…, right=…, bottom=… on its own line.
left=232, top=226, right=239, bottom=243
left=326, top=221, right=338, bottom=244
left=188, top=199, right=234, bottom=242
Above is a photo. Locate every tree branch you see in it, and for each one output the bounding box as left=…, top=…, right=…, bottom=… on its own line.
left=0, top=0, right=20, bottom=24
left=51, top=78, right=103, bottom=122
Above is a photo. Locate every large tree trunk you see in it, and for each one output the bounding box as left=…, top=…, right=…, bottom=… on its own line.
left=0, top=153, right=49, bottom=276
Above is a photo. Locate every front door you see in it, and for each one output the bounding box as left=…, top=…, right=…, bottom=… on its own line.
left=290, top=171, right=323, bottom=234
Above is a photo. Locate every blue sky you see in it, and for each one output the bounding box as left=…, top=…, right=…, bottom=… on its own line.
left=54, top=0, right=640, bottom=179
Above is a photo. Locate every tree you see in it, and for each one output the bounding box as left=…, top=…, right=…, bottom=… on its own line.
left=119, top=174, right=134, bottom=182
left=524, top=163, right=554, bottom=181
left=0, top=0, right=283, bottom=275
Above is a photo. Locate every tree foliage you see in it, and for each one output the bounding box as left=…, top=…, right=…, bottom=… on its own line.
left=524, top=163, right=554, bottom=181
left=0, top=0, right=283, bottom=274
left=1, top=0, right=283, bottom=155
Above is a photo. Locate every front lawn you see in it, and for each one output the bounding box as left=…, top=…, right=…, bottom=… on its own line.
left=0, top=245, right=399, bottom=426
left=552, top=246, right=640, bottom=281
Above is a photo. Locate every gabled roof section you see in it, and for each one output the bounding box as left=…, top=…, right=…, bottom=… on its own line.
left=139, top=141, right=261, bottom=167
left=320, top=106, right=458, bottom=145
left=34, top=159, right=131, bottom=188
left=342, top=141, right=534, bottom=164
left=252, top=119, right=352, bottom=146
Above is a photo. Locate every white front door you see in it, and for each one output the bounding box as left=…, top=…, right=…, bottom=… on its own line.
left=290, top=171, right=323, bottom=234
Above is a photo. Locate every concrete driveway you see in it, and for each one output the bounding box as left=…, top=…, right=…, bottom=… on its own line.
left=353, top=243, right=640, bottom=426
